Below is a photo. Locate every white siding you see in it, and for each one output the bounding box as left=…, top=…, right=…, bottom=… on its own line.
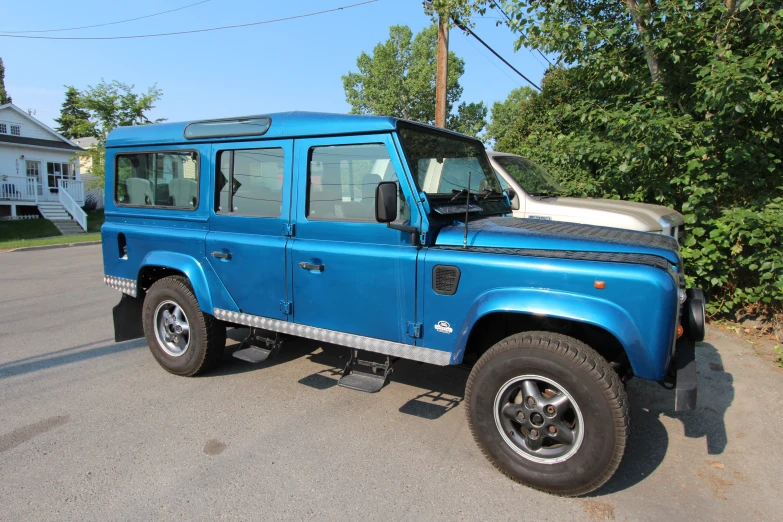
left=0, top=144, right=81, bottom=185
left=0, top=107, right=61, bottom=141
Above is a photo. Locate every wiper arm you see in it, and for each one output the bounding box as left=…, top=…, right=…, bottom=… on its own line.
left=481, top=189, right=503, bottom=201
left=450, top=188, right=468, bottom=202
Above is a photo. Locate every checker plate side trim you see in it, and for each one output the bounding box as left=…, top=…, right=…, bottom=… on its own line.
left=213, top=308, right=451, bottom=365
left=104, top=275, right=137, bottom=297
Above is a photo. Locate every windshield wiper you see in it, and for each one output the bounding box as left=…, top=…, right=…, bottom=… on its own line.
left=481, top=189, right=503, bottom=201
left=450, top=188, right=469, bottom=202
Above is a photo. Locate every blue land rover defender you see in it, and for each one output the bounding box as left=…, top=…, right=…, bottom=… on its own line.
left=102, top=112, right=704, bottom=496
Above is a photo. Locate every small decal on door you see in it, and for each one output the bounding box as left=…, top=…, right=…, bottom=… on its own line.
left=528, top=215, right=552, bottom=220
left=434, top=321, right=453, bottom=334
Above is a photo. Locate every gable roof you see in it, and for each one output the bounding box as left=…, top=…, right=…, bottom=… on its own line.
left=0, top=103, right=82, bottom=148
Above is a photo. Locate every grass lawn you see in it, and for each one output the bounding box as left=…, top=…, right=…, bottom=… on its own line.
left=0, top=218, right=61, bottom=242
left=0, top=233, right=101, bottom=251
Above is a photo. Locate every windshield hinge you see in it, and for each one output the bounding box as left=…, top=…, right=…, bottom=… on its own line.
left=282, top=223, right=295, bottom=237
left=279, top=300, right=292, bottom=315
left=406, top=322, right=422, bottom=339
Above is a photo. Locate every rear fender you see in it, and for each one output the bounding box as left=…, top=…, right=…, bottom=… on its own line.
left=139, top=251, right=214, bottom=314
left=455, top=288, right=652, bottom=376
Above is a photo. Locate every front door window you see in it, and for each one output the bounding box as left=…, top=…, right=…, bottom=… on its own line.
left=25, top=160, right=42, bottom=196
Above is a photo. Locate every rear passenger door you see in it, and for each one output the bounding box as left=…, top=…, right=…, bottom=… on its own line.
left=206, top=140, right=293, bottom=320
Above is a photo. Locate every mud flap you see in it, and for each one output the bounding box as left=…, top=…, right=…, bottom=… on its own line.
left=113, top=294, right=145, bottom=342
left=674, top=336, right=697, bottom=412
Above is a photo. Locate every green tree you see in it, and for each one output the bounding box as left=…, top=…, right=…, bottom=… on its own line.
left=54, top=86, right=91, bottom=139
left=73, top=80, right=164, bottom=188
left=0, top=57, right=11, bottom=105
left=342, top=24, right=487, bottom=137
left=471, top=0, right=783, bottom=318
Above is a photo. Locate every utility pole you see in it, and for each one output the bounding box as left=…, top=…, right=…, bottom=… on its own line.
left=435, top=13, right=449, bottom=128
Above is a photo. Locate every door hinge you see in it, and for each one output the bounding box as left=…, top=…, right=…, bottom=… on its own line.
left=282, top=223, right=295, bottom=237
left=406, top=322, right=422, bottom=339
left=279, top=300, right=292, bottom=315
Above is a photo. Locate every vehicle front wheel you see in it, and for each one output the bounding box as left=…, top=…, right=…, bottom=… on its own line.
left=465, top=331, right=629, bottom=496
left=142, top=276, right=226, bottom=376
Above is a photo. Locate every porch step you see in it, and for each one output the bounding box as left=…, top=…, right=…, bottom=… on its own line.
left=38, top=202, right=70, bottom=220
left=53, top=221, right=86, bottom=236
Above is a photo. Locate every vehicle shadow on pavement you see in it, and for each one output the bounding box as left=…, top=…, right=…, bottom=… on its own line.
left=589, top=342, right=733, bottom=496
left=0, top=338, right=146, bottom=380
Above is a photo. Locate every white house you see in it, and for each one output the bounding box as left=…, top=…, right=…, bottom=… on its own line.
left=0, top=103, right=88, bottom=232
left=73, top=136, right=103, bottom=209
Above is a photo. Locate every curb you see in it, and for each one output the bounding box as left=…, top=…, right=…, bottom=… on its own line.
left=8, top=240, right=102, bottom=252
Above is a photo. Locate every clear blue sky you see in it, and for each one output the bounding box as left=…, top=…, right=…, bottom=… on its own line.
left=2, top=0, right=548, bottom=130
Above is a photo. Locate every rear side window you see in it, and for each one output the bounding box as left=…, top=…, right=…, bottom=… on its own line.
left=216, top=148, right=284, bottom=217
left=115, top=151, right=199, bottom=209
left=306, top=143, right=408, bottom=222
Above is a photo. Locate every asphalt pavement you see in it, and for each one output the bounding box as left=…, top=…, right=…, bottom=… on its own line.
left=1, top=245, right=781, bottom=521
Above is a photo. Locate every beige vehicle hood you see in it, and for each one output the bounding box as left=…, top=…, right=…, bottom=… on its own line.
left=537, top=196, right=674, bottom=232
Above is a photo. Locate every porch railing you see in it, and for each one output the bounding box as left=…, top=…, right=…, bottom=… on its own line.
left=58, top=180, right=88, bottom=232
left=60, top=179, right=85, bottom=205
left=0, top=175, right=39, bottom=202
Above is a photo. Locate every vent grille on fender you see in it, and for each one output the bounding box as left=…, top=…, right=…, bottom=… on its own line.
left=433, top=265, right=461, bottom=295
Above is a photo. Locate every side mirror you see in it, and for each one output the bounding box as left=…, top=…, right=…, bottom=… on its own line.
left=375, top=181, right=398, bottom=223
left=505, top=188, right=521, bottom=211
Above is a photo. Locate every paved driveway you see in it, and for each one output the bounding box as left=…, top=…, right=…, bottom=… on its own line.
left=0, top=245, right=781, bottom=521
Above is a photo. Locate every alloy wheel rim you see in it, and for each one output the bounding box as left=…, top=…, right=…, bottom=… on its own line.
left=493, top=374, right=584, bottom=464
left=154, top=300, right=191, bottom=357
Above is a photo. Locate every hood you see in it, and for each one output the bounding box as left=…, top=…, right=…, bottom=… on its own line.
left=538, top=196, right=681, bottom=232
left=434, top=217, right=681, bottom=266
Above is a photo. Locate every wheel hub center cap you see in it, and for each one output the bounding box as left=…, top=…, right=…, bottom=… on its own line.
left=530, top=412, right=545, bottom=426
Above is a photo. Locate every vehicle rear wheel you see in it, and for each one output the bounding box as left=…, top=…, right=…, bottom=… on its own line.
left=142, top=276, right=226, bottom=376
left=465, top=331, right=629, bottom=496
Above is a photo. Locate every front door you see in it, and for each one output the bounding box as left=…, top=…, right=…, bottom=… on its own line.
left=205, top=140, right=293, bottom=320
left=25, top=160, right=42, bottom=197
left=289, top=134, right=419, bottom=343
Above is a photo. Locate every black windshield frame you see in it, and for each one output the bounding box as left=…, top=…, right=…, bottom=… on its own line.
left=397, top=122, right=502, bottom=197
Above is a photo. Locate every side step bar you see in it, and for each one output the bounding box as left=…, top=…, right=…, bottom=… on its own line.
left=338, top=349, right=395, bottom=393
left=233, top=329, right=283, bottom=364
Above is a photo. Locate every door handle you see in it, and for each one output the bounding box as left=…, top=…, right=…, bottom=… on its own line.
left=299, top=261, right=324, bottom=272
left=212, top=251, right=232, bottom=260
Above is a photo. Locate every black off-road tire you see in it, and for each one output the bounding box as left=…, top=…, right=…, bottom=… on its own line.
left=142, top=276, right=226, bottom=376
left=465, top=331, right=629, bottom=496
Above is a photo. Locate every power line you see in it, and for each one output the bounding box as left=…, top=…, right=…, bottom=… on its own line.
left=452, top=18, right=541, bottom=92
left=458, top=30, right=521, bottom=88
left=488, top=0, right=552, bottom=67
left=0, top=1, right=378, bottom=40
left=0, top=0, right=213, bottom=34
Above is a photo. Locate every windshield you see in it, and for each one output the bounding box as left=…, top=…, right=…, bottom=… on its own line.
left=494, top=155, right=564, bottom=196
left=398, top=123, right=502, bottom=196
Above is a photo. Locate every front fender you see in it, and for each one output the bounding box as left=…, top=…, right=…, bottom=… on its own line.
left=139, top=251, right=214, bottom=314
left=454, top=288, right=653, bottom=377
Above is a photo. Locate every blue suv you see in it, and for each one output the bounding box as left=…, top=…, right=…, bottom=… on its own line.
left=102, top=112, right=704, bottom=496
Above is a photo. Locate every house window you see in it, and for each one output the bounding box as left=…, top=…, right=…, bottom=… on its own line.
left=0, top=123, right=6, bottom=134
left=47, top=162, right=75, bottom=191
left=10, top=125, right=20, bottom=136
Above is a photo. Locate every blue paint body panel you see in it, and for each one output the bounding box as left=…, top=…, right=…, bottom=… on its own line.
left=102, top=112, right=684, bottom=383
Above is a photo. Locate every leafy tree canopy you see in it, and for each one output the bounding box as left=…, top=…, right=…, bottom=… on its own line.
left=472, top=0, right=783, bottom=319
left=342, top=24, right=487, bottom=137
left=54, top=86, right=91, bottom=139
left=0, top=57, right=12, bottom=105
left=66, top=80, right=163, bottom=188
